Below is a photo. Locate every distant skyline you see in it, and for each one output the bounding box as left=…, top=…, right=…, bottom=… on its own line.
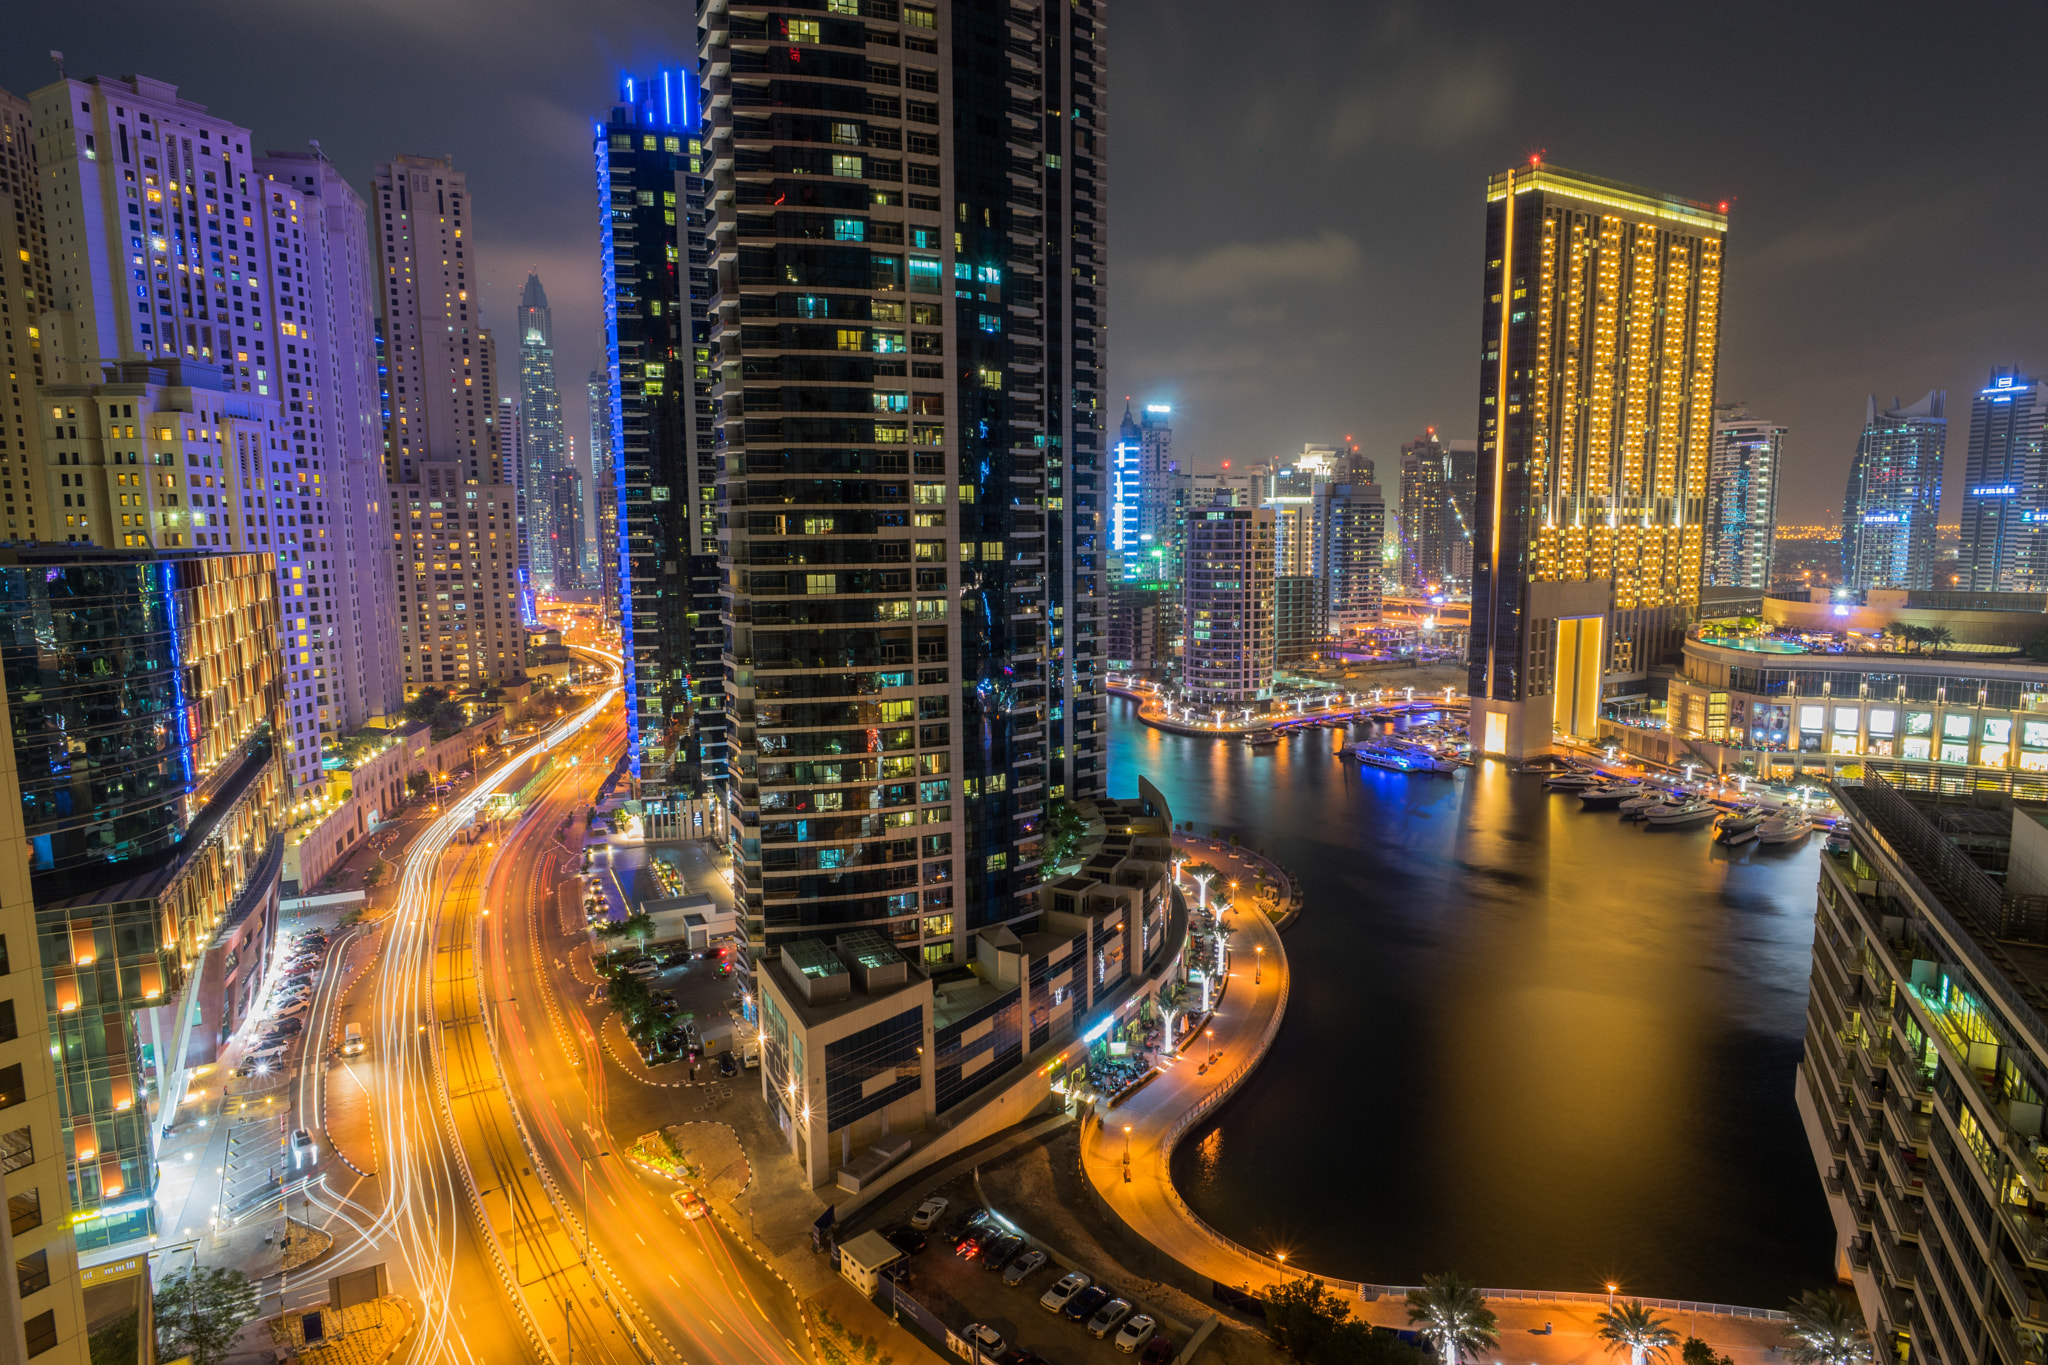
left=6, top=0, right=2043, bottom=524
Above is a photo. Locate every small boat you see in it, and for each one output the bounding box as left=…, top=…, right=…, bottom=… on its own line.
left=1577, top=783, right=1640, bottom=808
left=1352, top=740, right=1446, bottom=774
left=1714, top=807, right=1768, bottom=843
left=1824, top=828, right=1853, bottom=856
left=1244, top=728, right=1281, bottom=747
left=1646, top=799, right=1720, bottom=828
left=1756, top=810, right=1815, bottom=845
left=1617, top=790, right=1671, bottom=817
left=1543, top=771, right=1605, bottom=791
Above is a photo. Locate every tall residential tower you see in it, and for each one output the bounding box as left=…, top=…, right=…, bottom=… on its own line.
left=1703, top=406, right=1784, bottom=591
left=372, top=153, right=523, bottom=691
left=1468, top=163, right=1726, bottom=759
left=1959, top=368, right=2048, bottom=593
left=1841, top=391, right=1945, bottom=592
left=693, top=0, right=1109, bottom=981
left=517, top=271, right=569, bottom=590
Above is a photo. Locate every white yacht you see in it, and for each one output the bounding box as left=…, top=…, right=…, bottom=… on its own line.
left=1577, top=783, right=1639, bottom=809
left=1714, top=807, right=1768, bottom=844
left=1756, top=810, right=1815, bottom=845
left=1646, top=798, right=1720, bottom=827
left=1618, top=789, right=1676, bottom=818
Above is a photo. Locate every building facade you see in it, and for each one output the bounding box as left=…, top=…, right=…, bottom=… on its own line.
left=1960, top=369, right=2048, bottom=595
left=587, top=367, right=618, bottom=622
left=517, top=271, right=569, bottom=590
left=372, top=154, right=524, bottom=691
left=1801, top=774, right=2048, bottom=1365
left=27, top=76, right=401, bottom=786
left=1842, top=391, right=1946, bottom=593
left=1183, top=498, right=1273, bottom=705
left=693, top=0, right=1109, bottom=979
left=1321, top=480, right=1385, bottom=635
left=4, top=550, right=287, bottom=1252
left=1703, top=406, right=1784, bottom=591
left=596, top=70, right=722, bottom=792
left=0, top=88, right=51, bottom=542
left=1468, top=163, right=1727, bottom=759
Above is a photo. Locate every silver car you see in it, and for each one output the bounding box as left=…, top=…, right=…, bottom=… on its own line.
left=1087, top=1298, right=1135, bottom=1339
left=1002, top=1249, right=1048, bottom=1286
left=1039, top=1270, right=1090, bottom=1313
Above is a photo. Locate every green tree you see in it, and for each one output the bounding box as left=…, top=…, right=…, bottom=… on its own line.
left=1042, top=797, right=1089, bottom=867
left=1262, top=1275, right=1350, bottom=1362
left=1922, top=624, right=1955, bottom=653
left=609, top=970, right=657, bottom=1034
left=404, top=686, right=450, bottom=722
left=1403, top=1274, right=1497, bottom=1365
left=598, top=911, right=656, bottom=952
left=1595, top=1302, right=1679, bottom=1365
left=1780, top=1291, right=1871, bottom=1365
left=1319, top=1321, right=1429, bottom=1365
left=88, top=1310, right=139, bottom=1365
left=154, top=1266, right=259, bottom=1365
left=1681, top=1337, right=1733, bottom=1365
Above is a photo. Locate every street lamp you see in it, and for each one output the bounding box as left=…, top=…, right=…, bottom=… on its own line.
left=1122, top=1124, right=1131, bottom=1164
left=1606, top=1282, right=1618, bottom=1306
left=1255, top=944, right=1263, bottom=985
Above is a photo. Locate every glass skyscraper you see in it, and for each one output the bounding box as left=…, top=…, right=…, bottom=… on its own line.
left=1959, top=368, right=2048, bottom=593
left=1703, top=407, right=1784, bottom=591
left=1841, top=391, right=1945, bottom=592
left=596, top=71, right=722, bottom=792
left=518, top=272, right=569, bottom=591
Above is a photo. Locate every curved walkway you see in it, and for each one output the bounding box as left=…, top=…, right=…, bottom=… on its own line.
left=1109, top=683, right=1463, bottom=739
left=1080, top=849, right=1791, bottom=1358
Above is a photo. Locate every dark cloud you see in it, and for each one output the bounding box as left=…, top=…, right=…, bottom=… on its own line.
left=9, top=0, right=2046, bottom=524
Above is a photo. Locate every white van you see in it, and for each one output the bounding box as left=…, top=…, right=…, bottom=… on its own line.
left=342, top=1022, right=365, bottom=1056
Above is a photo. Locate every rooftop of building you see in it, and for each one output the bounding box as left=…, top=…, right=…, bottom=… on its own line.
left=1485, top=161, right=1727, bottom=233
left=1833, top=776, right=2048, bottom=1049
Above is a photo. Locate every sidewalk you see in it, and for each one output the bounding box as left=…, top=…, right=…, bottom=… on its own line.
left=268, top=1293, right=413, bottom=1365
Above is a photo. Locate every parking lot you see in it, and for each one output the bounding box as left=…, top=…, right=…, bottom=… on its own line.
left=872, top=1187, right=1190, bottom=1365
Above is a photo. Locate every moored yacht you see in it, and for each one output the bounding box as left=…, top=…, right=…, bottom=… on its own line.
left=1577, top=783, right=1640, bottom=808
left=1714, top=807, right=1768, bottom=843
left=1756, top=809, right=1815, bottom=845
left=1646, top=798, right=1720, bottom=827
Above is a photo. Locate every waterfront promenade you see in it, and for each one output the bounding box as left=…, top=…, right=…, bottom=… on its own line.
left=1080, top=842, right=1797, bottom=1362
left=1107, top=682, right=1461, bottom=739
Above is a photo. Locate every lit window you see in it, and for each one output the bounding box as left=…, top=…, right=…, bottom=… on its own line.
left=786, top=17, right=820, bottom=41
left=833, top=218, right=865, bottom=241
left=831, top=154, right=862, bottom=178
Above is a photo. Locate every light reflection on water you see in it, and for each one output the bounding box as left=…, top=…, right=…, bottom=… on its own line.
left=1111, top=697, right=1835, bottom=1304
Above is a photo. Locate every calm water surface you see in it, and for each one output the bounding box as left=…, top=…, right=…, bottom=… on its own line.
left=1110, top=697, right=1835, bottom=1306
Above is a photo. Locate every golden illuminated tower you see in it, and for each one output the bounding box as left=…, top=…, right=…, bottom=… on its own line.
left=1468, top=161, right=1726, bottom=758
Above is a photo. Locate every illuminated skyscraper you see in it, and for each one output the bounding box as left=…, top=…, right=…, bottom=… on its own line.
left=693, top=0, right=1109, bottom=979
left=1702, top=406, right=1783, bottom=591
left=1184, top=496, right=1274, bottom=704
left=372, top=153, right=524, bottom=690
left=1468, top=163, right=1726, bottom=759
left=596, top=71, right=719, bottom=792
left=1112, top=405, right=1142, bottom=575
left=1841, top=391, right=1945, bottom=592
left=25, top=74, right=400, bottom=786
left=518, top=271, right=568, bottom=590
left=1400, top=428, right=1474, bottom=593
left=588, top=366, right=618, bottom=621
left=1960, top=368, right=2048, bottom=593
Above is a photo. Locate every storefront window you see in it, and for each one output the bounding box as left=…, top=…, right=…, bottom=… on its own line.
left=1982, top=744, right=2012, bottom=768
left=1943, top=713, right=1973, bottom=740
left=2026, top=718, right=2048, bottom=750
left=1798, top=705, right=1825, bottom=732
left=1830, top=733, right=1859, bottom=755
left=1834, top=706, right=1861, bottom=732
left=1940, top=742, right=1972, bottom=764
left=2020, top=750, right=2048, bottom=773
left=1906, top=711, right=1935, bottom=736
left=1869, top=708, right=1897, bottom=736
left=1903, top=737, right=1933, bottom=761
left=1985, top=718, right=2014, bottom=745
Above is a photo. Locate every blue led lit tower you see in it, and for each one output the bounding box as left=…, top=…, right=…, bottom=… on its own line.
left=1960, top=368, right=2048, bottom=593
left=1842, top=391, right=1946, bottom=591
left=596, top=70, right=721, bottom=797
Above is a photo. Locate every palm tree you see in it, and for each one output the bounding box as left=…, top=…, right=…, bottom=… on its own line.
left=1923, top=624, right=1955, bottom=654
left=1595, top=1301, right=1679, bottom=1365
left=1404, top=1274, right=1498, bottom=1365
left=1780, top=1290, right=1871, bottom=1365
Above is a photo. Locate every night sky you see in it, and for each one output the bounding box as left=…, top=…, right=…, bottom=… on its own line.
left=7, top=0, right=2044, bottom=524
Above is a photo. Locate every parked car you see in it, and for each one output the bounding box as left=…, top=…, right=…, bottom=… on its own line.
left=980, top=1233, right=1026, bottom=1272
left=908, top=1196, right=948, bottom=1230
left=1088, top=1299, right=1135, bottom=1339
left=995, top=1351, right=1031, bottom=1365
left=1114, top=1315, right=1157, bottom=1353
left=291, top=1128, right=317, bottom=1167
left=1002, top=1249, right=1048, bottom=1286
left=944, top=1206, right=989, bottom=1242
left=963, top=1325, right=1005, bottom=1358
left=954, top=1231, right=992, bottom=1262
left=717, top=1051, right=738, bottom=1078
left=1040, top=1272, right=1090, bottom=1314
left=883, top=1226, right=927, bottom=1256
left=1063, top=1286, right=1112, bottom=1323
left=1140, top=1335, right=1177, bottom=1365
